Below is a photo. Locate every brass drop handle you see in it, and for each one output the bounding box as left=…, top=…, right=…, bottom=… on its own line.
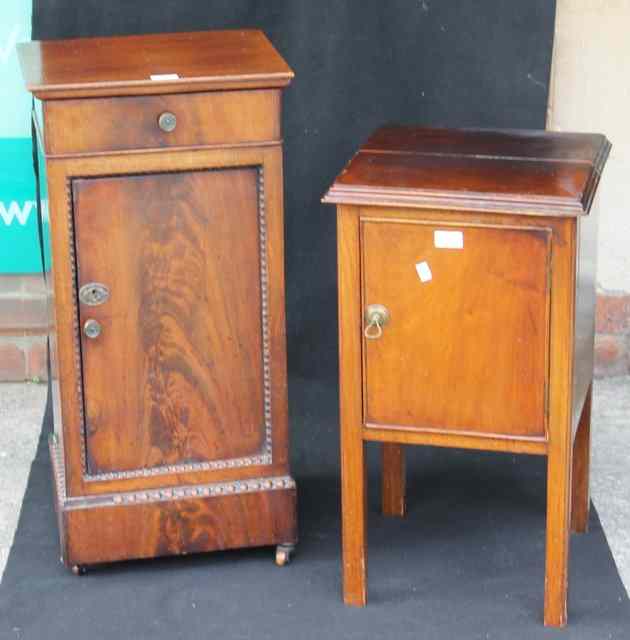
left=364, top=304, right=390, bottom=340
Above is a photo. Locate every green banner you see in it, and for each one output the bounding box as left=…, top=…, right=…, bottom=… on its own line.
left=0, top=138, right=50, bottom=273
left=0, top=2, right=49, bottom=274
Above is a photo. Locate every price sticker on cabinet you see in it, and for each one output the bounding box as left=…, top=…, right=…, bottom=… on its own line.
left=415, top=261, right=433, bottom=283
left=150, top=73, right=180, bottom=81
left=434, top=229, right=464, bottom=249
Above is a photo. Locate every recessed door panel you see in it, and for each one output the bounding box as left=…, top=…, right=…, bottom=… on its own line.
left=362, top=219, right=550, bottom=438
left=72, top=168, right=265, bottom=474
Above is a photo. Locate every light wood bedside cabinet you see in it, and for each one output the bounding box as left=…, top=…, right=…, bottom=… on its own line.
left=323, top=126, right=610, bottom=626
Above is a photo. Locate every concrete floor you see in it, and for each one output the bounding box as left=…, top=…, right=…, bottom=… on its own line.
left=0, top=379, right=628, bottom=595
left=0, top=383, right=47, bottom=577
left=591, top=376, right=630, bottom=592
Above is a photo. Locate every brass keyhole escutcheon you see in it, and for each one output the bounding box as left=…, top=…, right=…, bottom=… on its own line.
left=79, top=282, right=109, bottom=306
left=158, top=111, right=177, bottom=133
left=84, top=319, right=102, bottom=340
left=364, top=304, right=390, bottom=340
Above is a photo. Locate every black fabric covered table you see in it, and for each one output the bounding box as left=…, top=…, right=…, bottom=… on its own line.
left=1, top=383, right=629, bottom=639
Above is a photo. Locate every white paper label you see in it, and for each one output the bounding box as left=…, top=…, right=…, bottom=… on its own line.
left=150, top=73, right=180, bottom=81
left=415, top=261, right=432, bottom=283
left=434, top=230, right=464, bottom=249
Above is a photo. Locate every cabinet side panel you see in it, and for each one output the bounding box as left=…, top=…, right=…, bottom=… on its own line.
left=36, top=128, right=63, bottom=442
left=572, top=196, right=599, bottom=433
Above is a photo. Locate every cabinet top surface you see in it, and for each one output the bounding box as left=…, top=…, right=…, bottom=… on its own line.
left=18, top=29, right=294, bottom=99
left=323, top=126, right=611, bottom=216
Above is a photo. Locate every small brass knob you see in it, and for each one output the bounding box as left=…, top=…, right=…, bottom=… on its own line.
left=84, top=319, right=102, bottom=340
left=364, top=304, right=390, bottom=340
left=158, top=111, right=177, bottom=133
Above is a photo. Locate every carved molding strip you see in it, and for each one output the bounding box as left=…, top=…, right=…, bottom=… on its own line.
left=51, top=437, right=294, bottom=511
left=66, top=178, right=89, bottom=479
left=66, top=165, right=273, bottom=482
left=258, top=167, right=274, bottom=455
left=50, top=433, right=67, bottom=501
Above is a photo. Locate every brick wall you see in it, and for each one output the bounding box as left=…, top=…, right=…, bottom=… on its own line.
left=0, top=274, right=48, bottom=381
left=595, top=291, right=630, bottom=377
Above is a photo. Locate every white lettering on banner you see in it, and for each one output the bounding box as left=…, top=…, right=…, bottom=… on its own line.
left=0, top=25, right=20, bottom=65
left=0, top=201, right=34, bottom=226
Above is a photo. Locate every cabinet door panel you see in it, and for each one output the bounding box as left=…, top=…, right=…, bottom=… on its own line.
left=362, top=219, right=550, bottom=438
left=72, top=168, right=265, bottom=474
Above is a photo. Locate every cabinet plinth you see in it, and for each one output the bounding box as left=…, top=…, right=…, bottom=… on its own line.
left=324, top=125, right=611, bottom=626
left=18, top=30, right=297, bottom=569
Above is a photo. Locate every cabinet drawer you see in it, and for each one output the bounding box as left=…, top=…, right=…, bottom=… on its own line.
left=43, top=89, right=280, bottom=155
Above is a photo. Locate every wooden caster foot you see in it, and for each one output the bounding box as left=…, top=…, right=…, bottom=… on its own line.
left=275, top=544, right=295, bottom=566
left=71, top=564, right=86, bottom=576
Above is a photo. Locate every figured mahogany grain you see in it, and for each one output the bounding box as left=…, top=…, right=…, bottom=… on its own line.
left=47, top=146, right=290, bottom=498
left=18, top=30, right=294, bottom=99
left=63, top=488, right=297, bottom=566
left=74, top=168, right=264, bottom=474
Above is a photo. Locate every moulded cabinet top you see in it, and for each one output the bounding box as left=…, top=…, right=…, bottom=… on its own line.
left=18, top=29, right=294, bottom=99
left=323, top=126, right=611, bottom=216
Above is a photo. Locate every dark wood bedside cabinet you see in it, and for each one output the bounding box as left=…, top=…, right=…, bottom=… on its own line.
left=18, top=30, right=297, bottom=571
left=323, top=126, right=611, bottom=626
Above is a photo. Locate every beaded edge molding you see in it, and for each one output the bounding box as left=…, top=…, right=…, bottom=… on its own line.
left=50, top=436, right=294, bottom=511
left=65, top=166, right=273, bottom=482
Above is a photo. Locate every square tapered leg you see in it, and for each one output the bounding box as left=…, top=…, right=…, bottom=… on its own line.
left=382, top=443, right=406, bottom=517
left=572, top=384, right=593, bottom=533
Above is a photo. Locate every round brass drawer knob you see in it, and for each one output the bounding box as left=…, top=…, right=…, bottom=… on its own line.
left=158, top=111, right=177, bottom=133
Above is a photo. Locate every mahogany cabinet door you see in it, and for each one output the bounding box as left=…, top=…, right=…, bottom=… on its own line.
left=72, top=168, right=266, bottom=474
left=361, top=218, right=551, bottom=439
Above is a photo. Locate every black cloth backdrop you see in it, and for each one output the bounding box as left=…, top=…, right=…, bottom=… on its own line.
left=32, top=1, right=557, bottom=474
